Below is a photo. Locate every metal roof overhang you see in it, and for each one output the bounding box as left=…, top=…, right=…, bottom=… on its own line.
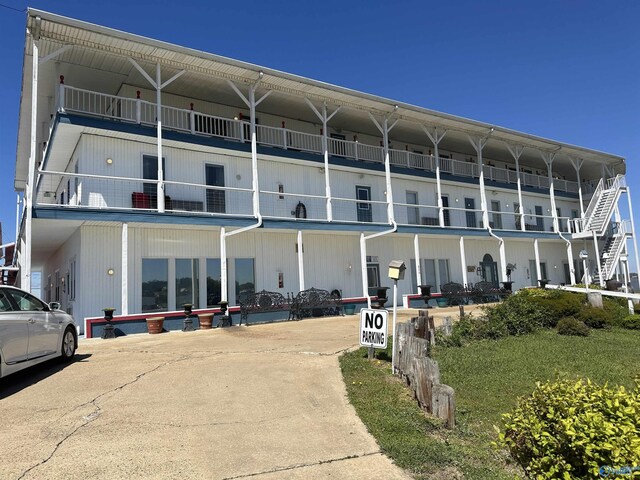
left=15, top=8, right=626, bottom=191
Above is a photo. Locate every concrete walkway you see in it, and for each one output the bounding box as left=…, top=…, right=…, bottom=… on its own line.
left=0, top=311, right=433, bottom=479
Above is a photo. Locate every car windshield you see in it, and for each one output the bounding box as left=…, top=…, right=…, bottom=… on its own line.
left=6, top=289, right=47, bottom=312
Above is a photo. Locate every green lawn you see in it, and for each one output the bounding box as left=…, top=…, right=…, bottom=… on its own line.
left=340, top=328, right=640, bottom=479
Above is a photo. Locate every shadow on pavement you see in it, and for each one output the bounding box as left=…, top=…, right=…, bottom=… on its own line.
left=0, top=354, right=92, bottom=399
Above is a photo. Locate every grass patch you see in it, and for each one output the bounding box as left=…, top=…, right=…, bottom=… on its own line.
left=340, top=328, right=640, bottom=479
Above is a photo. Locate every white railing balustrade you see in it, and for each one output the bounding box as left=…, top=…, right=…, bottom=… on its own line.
left=57, top=84, right=586, bottom=195
left=259, top=190, right=327, bottom=221
left=35, top=170, right=254, bottom=217
left=332, top=197, right=388, bottom=224
left=393, top=202, right=440, bottom=226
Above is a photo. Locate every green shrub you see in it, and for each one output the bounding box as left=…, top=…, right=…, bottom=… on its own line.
left=557, top=317, right=590, bottom=336
left=530, top=291, right=584, bottom=328
left=496, top=378, right=640, bottom=479
left=576, top=307, right=612, bottom=329
left=622, top=314, right=640, bottom=330
left=603, top=297, right=629, bottom=326
left=482, top=288, right=552, bottom=335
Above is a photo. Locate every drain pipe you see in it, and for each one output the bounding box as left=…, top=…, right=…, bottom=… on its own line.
left=361, top=221, right=398, bottom=308
left=558, top=221, right=576, bottom=285
left=220, top=214, right=263, bottom=303
left=487, top=226, right=508, bottom=283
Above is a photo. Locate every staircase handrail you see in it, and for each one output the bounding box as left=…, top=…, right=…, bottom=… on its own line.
left=582, top=178, right=604, bottom=227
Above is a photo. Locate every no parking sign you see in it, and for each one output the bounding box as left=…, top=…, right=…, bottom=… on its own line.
left=359, top=308, right=388, bottom=349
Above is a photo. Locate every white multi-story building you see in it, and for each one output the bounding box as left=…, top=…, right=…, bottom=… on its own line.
left=13, top=9, right=640, bottom=332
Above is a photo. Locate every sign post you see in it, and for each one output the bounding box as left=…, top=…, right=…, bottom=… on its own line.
left=360, top=308, right=388, bottom=360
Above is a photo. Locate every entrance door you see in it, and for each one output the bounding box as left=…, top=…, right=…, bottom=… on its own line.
left=480, top=254, right=499, bottom=287
left=465, top=198, right=477, bottom=228
left=205, top=164, right=226, bottom=213
left=491, top=200, right=502, bottom=229
left=356, top=186, right=372, bottom=222
left=441, top=195, right=450, bottom=226
left=529, top=259, right=538, bottom=286
left=330, top=133, right=346, bottom=157
left=535, top=205, right=544, bottom=231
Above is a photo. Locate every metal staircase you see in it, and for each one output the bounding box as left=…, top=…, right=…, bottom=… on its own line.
left=572, top=175, right=625, bottom=239
left=592, top=220, right=632, bottom=285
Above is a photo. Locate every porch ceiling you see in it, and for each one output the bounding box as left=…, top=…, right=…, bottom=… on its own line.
left=16, top=9, right=625, bottom=191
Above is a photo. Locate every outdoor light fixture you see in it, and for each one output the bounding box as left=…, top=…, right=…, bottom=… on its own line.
left=107, top=268, right=115, bottom=276
left=106, top=158, right=113, bottom=165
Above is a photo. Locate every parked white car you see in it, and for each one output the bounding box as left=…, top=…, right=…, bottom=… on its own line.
left=0, top=286, right=77, bottom=379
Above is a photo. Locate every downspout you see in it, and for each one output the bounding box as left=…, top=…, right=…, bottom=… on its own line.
left=487, top=226, right=507, bottom=283
left=558, top=225, right=576, bottom=285
left=360, top=221, right=398, bottom=308
left=220, top=213, right=263, bottom=303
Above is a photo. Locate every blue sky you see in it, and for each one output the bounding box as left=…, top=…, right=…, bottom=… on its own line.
left=0, top=1, right=638, bottom=258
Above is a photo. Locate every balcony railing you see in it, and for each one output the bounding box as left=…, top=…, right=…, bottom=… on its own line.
left=36, top=169, right=570, bottom=233
left=58, top=85, right=586, bottom=194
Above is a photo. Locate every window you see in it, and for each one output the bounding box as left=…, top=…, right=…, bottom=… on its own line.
left=441, top=195, right=450, bottom=226
left=55, top=270, right=60, bottom=302
left=69, top=258, right=76, bottom=301
left=438, top=259, right=451, bottom=286
left=176, top=259, right=199, bottom=309
left=356, top=186, right=372, bottom=222
left=423, top=259, right=436, bottom=291
left=142, top=259, right=168, bottom=312
left=571, top=210, right=579, bottom=219
left=206, top=259, right=221, bottom=307
left=205, top=164, right=226, bottom=213
left=366, top=263, right=380, bottom=288
left=6, top=289, right=47, bottom=311
left=0, top=289, right=14, bottom=311
left=535, top=205, right=544, bottom=231
left=46, top=275, right=51, bottom=303
left=235, top=258, right=255, bottom=305
left=406, top=191, right=419, bottom=225
left=31, top=271, right=42, bottom=300
left=514, top=203, right=521, bottom=230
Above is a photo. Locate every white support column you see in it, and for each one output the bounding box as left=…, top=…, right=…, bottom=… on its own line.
left=305, top=99, right=341, bottom=221
left=467, top=134, right=491, bottom=229
left=297, top=230, right=305, bottom=291
left=360, top=233, right=369, bottom=308
left=369, top=110, right=398, bottom=224
left=626, top=187, right=640, bottom=278
left=534, top=239, right=541, bottom=284
left=422, top=127, right=447, bottom=227
left=155, top=63, right=165, bottom=213
left=506, top=144, right=526, bottom=231
left=220, top=227, right=228, bottom=302
left=414, top=234, right=422, bottom=289
left=569, top=157, right=585, bottom=217
left=593, top=231, right=604, bottom=286
left=459, top=236, right=468, bottom=287
left=121, top=223, right=128, bottom=316
left=23, top=27, right=40, bottom=292
left=541, top=151, right=559, bottom=232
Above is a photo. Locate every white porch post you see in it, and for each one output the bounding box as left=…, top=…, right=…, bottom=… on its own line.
left=23, top=25, right=40, bottom=291
left=534, top=239, right=541, bottom=284
left=297, top=230, right=305, bottom=291
left=128, top=60, right=184, bottom=214
left=467, top=134, right=491, bottom=229
left=360, top=233, right=369, bottom=308
left=569, top=157, right=585, bottom=217
left=422, top=127, right=447, bottom=227
left=414, top=234, right=422, bottom=289
left=541, top=152, right=558, bottom=232
left=626, top=187, right=640, bottom=278
left=121, top=223, right=128, bottom=315
left=369, top=110, right=398, bottom=224
left=459, top=236, right=468, bottom=287
left=220, top=227, right=228, bottom=302
left=305, top=99, right=341, bottom=221
left=593, top=231, right=604, bottom=287
left=506, top=144, right=526, bottom=231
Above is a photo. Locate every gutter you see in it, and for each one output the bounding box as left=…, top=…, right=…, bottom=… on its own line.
left=487, top=225, right=507, bottom=283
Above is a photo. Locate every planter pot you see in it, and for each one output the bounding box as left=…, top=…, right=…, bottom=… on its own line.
left=146, top=316, right=165, bottom=334
left=436, top=297, right=448, bottom=308
left=343, top=305, right=356, bottom=315
left=198, top=313, right=214, bottom=330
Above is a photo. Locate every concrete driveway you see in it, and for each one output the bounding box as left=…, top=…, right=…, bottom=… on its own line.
left=0, top=313, right=419, bottom=479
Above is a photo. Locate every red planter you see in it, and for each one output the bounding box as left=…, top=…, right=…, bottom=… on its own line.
left=146, top=316, right=165, bottom=334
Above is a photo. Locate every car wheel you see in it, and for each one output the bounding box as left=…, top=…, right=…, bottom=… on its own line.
left=61, top=327, right=76, bottom=362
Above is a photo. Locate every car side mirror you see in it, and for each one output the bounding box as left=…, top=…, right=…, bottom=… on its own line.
left=49, top=302, right=61, bottom=311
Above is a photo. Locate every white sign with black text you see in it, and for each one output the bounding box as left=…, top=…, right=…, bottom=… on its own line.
left=359, top=308, right=388, bottom=349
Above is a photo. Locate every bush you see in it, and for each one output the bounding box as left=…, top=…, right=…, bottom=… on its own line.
left=557, top=317, right=590, bottom=336
left=530, top=291, right=584, bottom=328
left=482, top=288, right=552, bottom=335
left=576, top=307, right=612, bottom=329
left=603, top=297, right=629, bottom=326
left=496, top=378, right=640, bottom=479
left=622, top=314, right=640, bottom=330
